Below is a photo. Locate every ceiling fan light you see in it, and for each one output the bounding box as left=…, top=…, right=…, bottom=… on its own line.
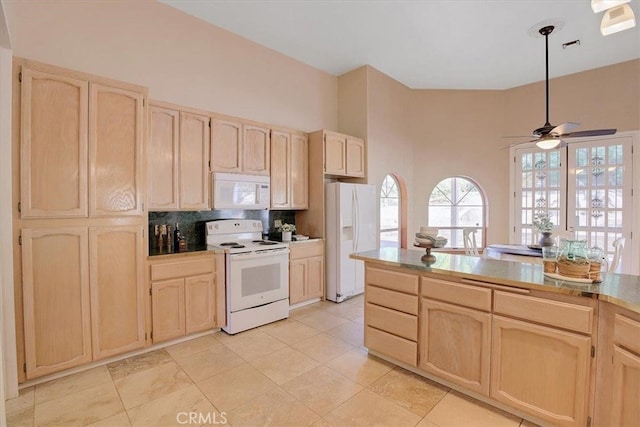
left=601, top=4, right=636, bottom=35
left=591, top=0, right=630, bottom=14
left=536, top=138, right=562, bottom=150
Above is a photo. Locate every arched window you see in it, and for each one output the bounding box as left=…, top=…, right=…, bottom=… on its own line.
left=428, top=177, right=486, bottom=249
left=380, top=175, right=399, bottom=248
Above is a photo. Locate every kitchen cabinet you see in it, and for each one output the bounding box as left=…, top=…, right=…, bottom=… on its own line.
left=316, top=130, right=365, bottom=178
left=364, top=266, right=419, bottom=366
left=211, top=118, right=270, bottom=176
left=149, top=253, right=225, bottom=344
left=20, top=66, right=145, bottom=218
left=289, top=240, right=323, bottom=305
left=419, top=277, right=491, bottom=396
left=270, top=129, right=308, bottom=210
left=148, top=103, right=210, bottom=211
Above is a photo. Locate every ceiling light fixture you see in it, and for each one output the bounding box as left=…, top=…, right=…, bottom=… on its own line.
left=600, top=3, right=636, bottom=35
left=536, top=136, right=562, bottom=150
left=591, top=0, right=630, bottom=14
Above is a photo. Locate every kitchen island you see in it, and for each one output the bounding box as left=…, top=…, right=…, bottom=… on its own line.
left=351, top=248, right=640, bottom=427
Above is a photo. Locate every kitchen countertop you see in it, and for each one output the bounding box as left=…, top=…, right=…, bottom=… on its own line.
left=148, top=244, right=224, bottom=259
left=351, top=247, right=640, bottom=314
left=288, top=237, right=323, bottom=244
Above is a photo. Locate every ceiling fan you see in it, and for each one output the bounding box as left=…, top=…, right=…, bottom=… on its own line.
left=507, top=25, right=616, bottom=150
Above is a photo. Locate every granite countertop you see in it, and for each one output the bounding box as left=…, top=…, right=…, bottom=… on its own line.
left=288, top=237, right=323, bottom=244
left=351, top=248, right=640, bottom=314
left=148, top=244, right=224, bottom=259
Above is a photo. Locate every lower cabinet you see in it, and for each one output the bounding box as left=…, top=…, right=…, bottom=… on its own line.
left=289, top=240, right=324, bottom=305
left=149, top=253, right=225, bottom=344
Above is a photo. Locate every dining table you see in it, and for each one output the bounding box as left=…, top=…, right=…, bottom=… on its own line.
left=484, top=244, right=543, bottom=264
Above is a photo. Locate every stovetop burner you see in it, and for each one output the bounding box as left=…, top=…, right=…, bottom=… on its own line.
left=230, top=244, right=245, bottom=249
left=259, top=241, right=279, bottom=245
left=220, top=242, right=238, bottom=246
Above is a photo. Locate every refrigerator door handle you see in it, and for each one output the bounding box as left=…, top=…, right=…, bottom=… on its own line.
left=353, top=188, right=359, bottom=252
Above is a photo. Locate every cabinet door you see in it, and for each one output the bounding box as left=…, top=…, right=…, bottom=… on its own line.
left=89, top=83, right=144, bottom=216
left=289, top=259, right=307, bottom=305
left=610, top=346, right=640, bottom=426
left=270, top=130, right=290, bottom=209
left=419, top=299, right=491, bottom=396
left=290, top=133, right=309, bottom=209
left=152, top=279, right=186, bottom=343
left=185, top=273, right=216, bottom=333
left=20, top=68, right=88, bottom=218
left=211, top=119, right=242, bottom=172
left=89, top=226, right=146, bottom=360
left=244, top=125, right=270, bottom=175
left=21, top=227, right=92, bottom=378
left=180, top=112, right=210, bottom=210
left=345, top=137, right=365, bottom=177
left=148, top=105, right=179, bottom=210
left=307, top=255, right=324, bottom=299
left=491, top=315, right=591, bottom=426
left=324, top=133, right=346, bottom=175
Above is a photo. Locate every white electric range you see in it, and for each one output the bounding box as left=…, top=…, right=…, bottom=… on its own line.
left=206, top=219, right=289, bottom=334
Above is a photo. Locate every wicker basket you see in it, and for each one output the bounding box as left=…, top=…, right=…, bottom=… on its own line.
left=557, top=257, right=590, bottom=279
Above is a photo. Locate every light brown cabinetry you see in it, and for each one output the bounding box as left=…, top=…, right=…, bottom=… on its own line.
left=148, top=102, right=210, bottom=211
left=289, top=240, right=324, bottom=305
left=149, top=254, right=225, bottom=344
left=270, top=130, right=308, bottom=209
left=318, top=130, right=365, bottom=178
left=211, top=118, right=270, bottom=175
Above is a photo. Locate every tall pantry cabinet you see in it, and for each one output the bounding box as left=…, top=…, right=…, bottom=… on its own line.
left=14, top=59, right=147, bottom=380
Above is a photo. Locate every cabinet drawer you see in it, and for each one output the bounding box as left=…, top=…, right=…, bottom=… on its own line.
left=494, top=291, right=593, bottom=334
left=366, top=326, right=417, bottom=366
left=366, top=303, right=417, bottom=341
left=367, top=285, right=418, bottom=315
left=366, top=266, right=418, bottom=295
left=289, top=241, right=323, bottom=260
left=151, top=256, right=214, bottom=281
left=614, top=314, right=640, bottom=355
left=421, top=277, right=492, bottom=312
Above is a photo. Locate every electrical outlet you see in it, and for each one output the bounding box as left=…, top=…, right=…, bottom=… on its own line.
left=274, top=219, right=282, bottom=228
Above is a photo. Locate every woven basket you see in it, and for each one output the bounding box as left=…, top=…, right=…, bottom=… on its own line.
left=557, top=257, right=590, bottom=279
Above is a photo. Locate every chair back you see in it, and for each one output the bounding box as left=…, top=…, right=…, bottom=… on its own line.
left=463, top=228, right=479, bottom=256
left=609, top=237, right=626, bottom=273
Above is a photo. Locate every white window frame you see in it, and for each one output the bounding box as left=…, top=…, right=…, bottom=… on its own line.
left=380, top=174, right=400, bottom=248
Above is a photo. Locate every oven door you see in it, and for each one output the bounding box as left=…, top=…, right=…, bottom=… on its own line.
left=228, top=248, right=289, bottom=312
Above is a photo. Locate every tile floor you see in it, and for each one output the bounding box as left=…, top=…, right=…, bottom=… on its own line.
left=6, top=295, right=538, bottom=426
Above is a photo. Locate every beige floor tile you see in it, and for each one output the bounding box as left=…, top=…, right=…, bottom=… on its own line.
left=520, top=419, right=542, bottom=427
left=250, top=346, right=320, bottom=385
left=292, top=332, right=353, bottom=363
left=220, top=329, right=287, bottom=361
left=325, top=348, right=393, bottom=386
left=86, top=411, right=131, bottom=427
left=297, top=311, right=350, bottom=331
left=423, top=391, right=521, bottom=427
left=288, top=304, right=322, bottom=319
left=173, top=342, right=246, bottom=382
left=368, top=368, right=449, bottom=416
left=114, top=361, right=192, bottom=409
left=165, top=335, right=219, bottom=360
left=324, top=389, right=422, bottom=427
left=415, top=419, right=441, bottom=427
left=325, top=320, right=364, bottom=347
left=257, top=316, right=298, bottom=331
left=226, top=387, right=320, bottom=427
left=34, top=366, right=113, bottom=405
left=6, top=407, right=34, bottom=427
left=339, top=306, right=364, bottom=322
left=283, top=365, right=363, bottom=415
left=34, top=382, right=123, bottom=426
left=6, top=386, right=34, bottom=414
left=316, top=300, right=362, bottom=316
left=262, top=319, right=322, bottom=345
left=107, top=349, right=173, bottom=380
left=213, top=327, right=261, bottom=344
left=127, top=384, right=220, bottom=427
left=197, top=364, right=276, bottom=412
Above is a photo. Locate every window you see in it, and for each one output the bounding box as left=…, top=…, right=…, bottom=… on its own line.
left=428, top=177, right=485, bottom=248
left=380, top=174, right=399, bottom=248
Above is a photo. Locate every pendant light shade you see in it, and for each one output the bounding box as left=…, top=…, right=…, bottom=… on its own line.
left=536, top=137, right=562, bottom=150
left=600, top=4, right=636, bottom=35
left=591, top=0, right=630, bottom=14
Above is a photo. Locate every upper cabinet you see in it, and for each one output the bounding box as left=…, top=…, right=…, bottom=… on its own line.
left=20, top=66, right=146, bottom=218
left=311, top=130, right=366, bottom=178
left=271, top=130, right=308, bottom=210
left=211, top=118, right=270, bottom=176
left=148, top=102, right=210, bottom=211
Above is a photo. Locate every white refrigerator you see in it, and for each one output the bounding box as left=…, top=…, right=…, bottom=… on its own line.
left=325, top=182, right=378, bottom=302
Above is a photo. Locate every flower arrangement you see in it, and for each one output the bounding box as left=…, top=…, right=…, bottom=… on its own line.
left=278, top=223, right=296, bottom=233
left=533, top=213, right=554, bottom=233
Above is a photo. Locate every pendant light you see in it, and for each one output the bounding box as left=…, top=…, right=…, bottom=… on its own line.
left=591, top=0, right=630, bottom=14
left=600, top=4, right=636, bottom=35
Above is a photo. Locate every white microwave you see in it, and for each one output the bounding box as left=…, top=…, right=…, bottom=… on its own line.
left=212, top=172, right=270, bottom=210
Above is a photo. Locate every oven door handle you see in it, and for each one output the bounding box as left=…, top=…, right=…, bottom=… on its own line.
left=229, top=249, right=289, bottom=260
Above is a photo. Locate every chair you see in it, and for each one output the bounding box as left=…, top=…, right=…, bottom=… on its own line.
left=463, top=228, right=479, bottom=256
left=609, top=237, right=626, bottom=273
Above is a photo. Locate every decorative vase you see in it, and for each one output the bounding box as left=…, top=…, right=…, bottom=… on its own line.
left=282, top=231, right=292, bottom=242
left=539, top=232, right=554, bottom=247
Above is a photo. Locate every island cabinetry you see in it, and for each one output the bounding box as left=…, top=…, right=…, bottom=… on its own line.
left=289, top=240, right=324, bottom=305
left=364, top=266, right=418, bottom=366
left=270, top=130, right=308, bottom=210
left=419, top=277, right=492, bottom=396
left=210, top=117, right=270, bottom=176
left=148, top=102, right=210, bottom=211
left=491, top=290, right=594, bottom=427
left=149, top=253, right=225, bottom=343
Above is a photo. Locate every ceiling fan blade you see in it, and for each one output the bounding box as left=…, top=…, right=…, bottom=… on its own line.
left=500, top=137, right=541, bottom=150
left=562, top=128, right=617, bottom=138
left=550, top=122, right=580, bottom=136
